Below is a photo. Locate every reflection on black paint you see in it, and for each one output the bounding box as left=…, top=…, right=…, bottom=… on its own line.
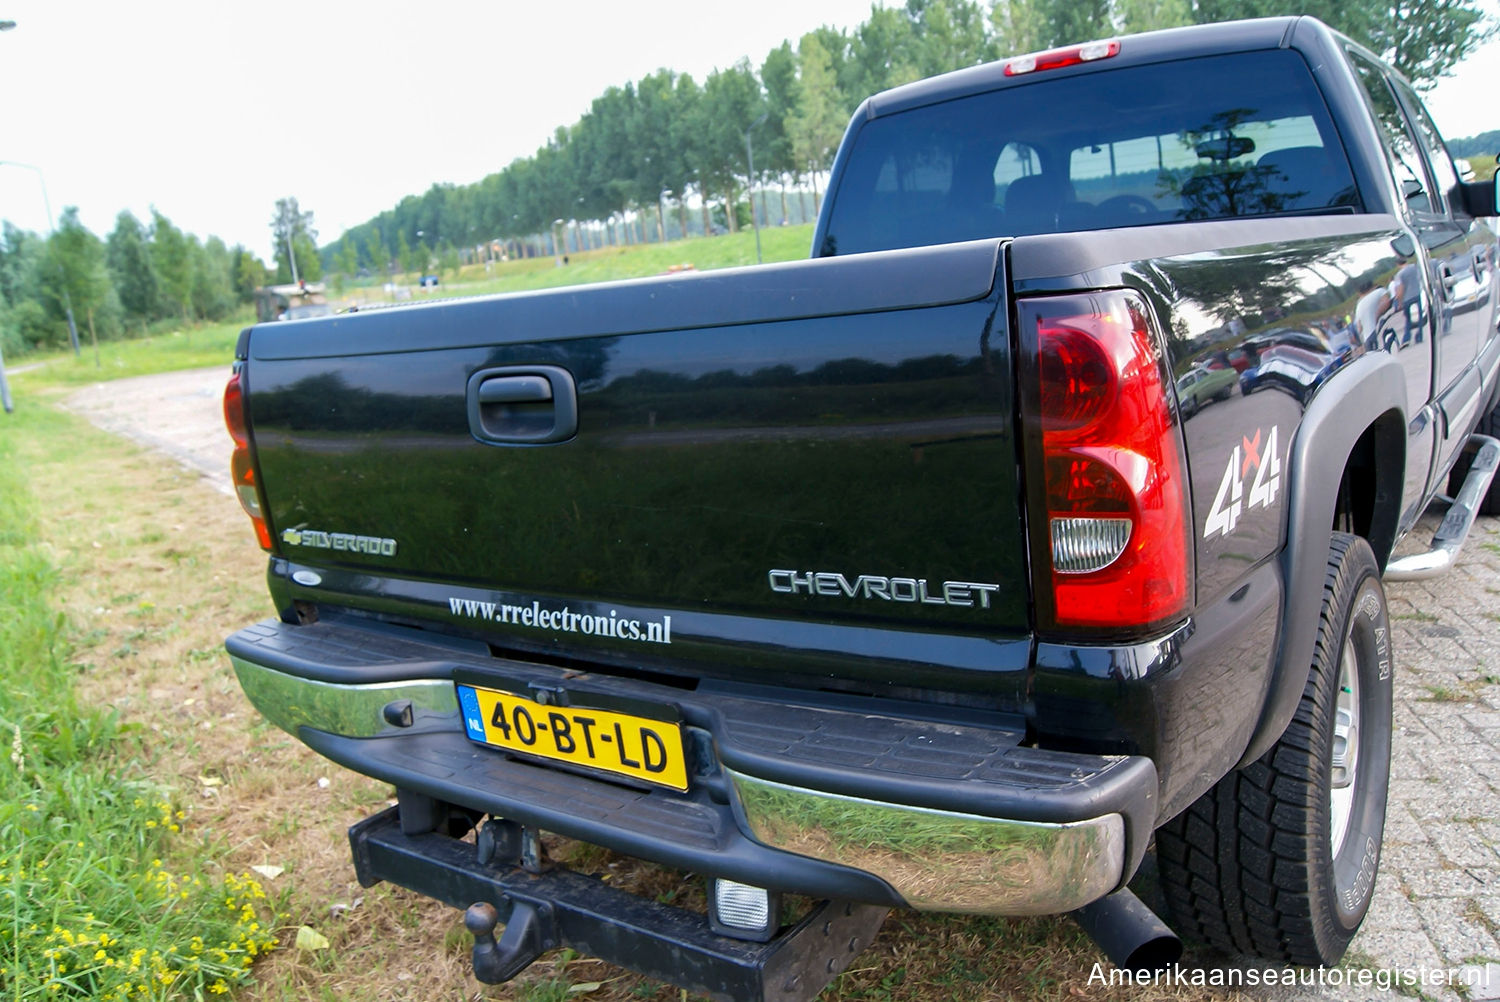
left=249, top=298, right=1029, bottom=636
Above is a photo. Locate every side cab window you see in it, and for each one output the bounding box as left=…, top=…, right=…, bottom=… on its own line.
left=1346, top=50, right=1439, bottom=217
left=1389, top=76, right=1463, bottom=216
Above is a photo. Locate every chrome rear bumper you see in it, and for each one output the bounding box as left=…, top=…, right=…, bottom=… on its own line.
left=229, top=617, right=1155, bottom=916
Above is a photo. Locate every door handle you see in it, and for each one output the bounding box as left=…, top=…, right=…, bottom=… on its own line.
left=478, top=374, right=552, bottom=405
left=466, top=365, right=577, bottom=445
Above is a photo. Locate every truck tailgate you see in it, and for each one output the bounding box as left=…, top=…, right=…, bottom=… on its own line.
left=242, top=241, right=1029, bottom=700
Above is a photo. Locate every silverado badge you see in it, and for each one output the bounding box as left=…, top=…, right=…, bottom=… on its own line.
left=281, top=527, right=398, bottom=557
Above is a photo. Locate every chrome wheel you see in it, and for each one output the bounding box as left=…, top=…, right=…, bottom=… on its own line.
left=1329, top=639, right=1360, bottom=857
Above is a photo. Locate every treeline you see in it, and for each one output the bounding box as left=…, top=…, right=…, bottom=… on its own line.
left=1450, top=130, right=1500, bottom=158
left=0, top=209, right=271, bottom=356
left=326, top=0, right=1493, bottom=272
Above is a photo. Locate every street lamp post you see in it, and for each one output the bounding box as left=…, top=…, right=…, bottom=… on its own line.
left=0, top=340, right=12, bottom=413
left=0, top=159, right=82, bottom=356
left=744, top=113, right=769, bottom=265
left=286, top=231, right=300, bottom=286
left=0, top=20, right=12, bottom=409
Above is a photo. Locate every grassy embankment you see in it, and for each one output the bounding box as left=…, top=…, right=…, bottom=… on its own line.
left=0, top=227, right=1234, bottom=1001
left=0, top=404, right=277, bottom=1000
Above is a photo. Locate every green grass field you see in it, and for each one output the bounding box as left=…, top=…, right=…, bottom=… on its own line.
left=0, top=406, right=278, bottom=1001
left=348, top=224, right=814, bottom=303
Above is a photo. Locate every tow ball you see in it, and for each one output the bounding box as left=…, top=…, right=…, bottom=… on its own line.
left=465, top=899, right=557, bottom=984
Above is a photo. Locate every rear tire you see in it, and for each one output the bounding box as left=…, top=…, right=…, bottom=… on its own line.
left=1157, top=533, right=1392, bottom=966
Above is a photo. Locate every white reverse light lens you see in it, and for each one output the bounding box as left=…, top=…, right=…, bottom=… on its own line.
left=1052, top=517, right=1132, bottom=573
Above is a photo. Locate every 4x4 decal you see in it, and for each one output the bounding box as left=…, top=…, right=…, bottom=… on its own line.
left=1204, top=425, right=1283, bottom=539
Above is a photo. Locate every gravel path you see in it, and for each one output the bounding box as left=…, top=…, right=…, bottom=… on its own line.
left=63, top=367, right=234, bottom=496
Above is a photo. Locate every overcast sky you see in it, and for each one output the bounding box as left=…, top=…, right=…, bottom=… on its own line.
left=1, top=0, right=1496, bottom=262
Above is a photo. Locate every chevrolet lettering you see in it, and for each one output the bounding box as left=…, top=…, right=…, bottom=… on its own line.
left=768, top=569, right=1001, bottom=608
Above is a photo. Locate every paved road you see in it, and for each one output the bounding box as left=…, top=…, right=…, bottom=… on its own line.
left=63, top=366, right=1500, bottom=1001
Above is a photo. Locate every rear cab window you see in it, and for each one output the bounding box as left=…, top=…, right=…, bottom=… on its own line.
left=820, top=48, right=1359, bottom=256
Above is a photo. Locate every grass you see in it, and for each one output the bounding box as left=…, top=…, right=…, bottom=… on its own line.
left=1466, top=154, right=1497, bottom=181
left=0, top=404, right=278, bottom=1000
left=358, top=224, right=815, bottom=304
left=9, top=318, right=250, bottom=388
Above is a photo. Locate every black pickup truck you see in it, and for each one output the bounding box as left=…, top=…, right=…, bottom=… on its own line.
left=224, top=16, right=1500, bottom=999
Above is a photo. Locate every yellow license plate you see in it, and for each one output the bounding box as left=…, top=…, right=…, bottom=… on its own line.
left=456, top=685, right=688, bottom=791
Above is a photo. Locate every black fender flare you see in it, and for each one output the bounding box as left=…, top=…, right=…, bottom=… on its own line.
left=1238, top=350, right=1407, bottom=767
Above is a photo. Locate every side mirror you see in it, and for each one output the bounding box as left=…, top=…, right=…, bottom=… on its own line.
left=1454, top=164, right=1498, bottom=218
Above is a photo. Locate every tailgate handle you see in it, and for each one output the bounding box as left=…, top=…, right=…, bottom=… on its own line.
left=466, top=365, right=578, bottom=445
left=478, top=375, right=552, bottom=405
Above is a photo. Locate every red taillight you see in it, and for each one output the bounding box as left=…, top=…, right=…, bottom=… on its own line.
left=223, top=372, right=248, bottom=447
left=224, top=371, right=272, bottom=551
left=1020, top=292, right=1191, bottom=631
left=1004, top=40, right=1119, bottom=77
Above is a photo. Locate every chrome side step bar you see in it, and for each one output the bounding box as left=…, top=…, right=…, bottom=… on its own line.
left=1386, top=434, right=1500, bottom=581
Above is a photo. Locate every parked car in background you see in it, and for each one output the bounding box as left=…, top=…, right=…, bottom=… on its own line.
left=1175, top=363, right=1237, bottom=415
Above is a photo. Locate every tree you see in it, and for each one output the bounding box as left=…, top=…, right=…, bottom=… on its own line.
left=1188, top=0, right=1492, bottom=87
left=106, top=210, right=159, bottom=321
left=1360, top=0, right=1492, bottom=87
left=290, top=233, right=322, bottom=282
left=991, top=0, right=1048, bottom=55
left=698, top=61, right=766, bottom=234
left=789, top=33, right=849, bottom=208
left=669, top=74, right=706, bottom=236
left=395, top=230, right=414, bottom=278
left=631, top=70, right=691, bottom=239
left=760, top=43, right=801, bottom=184
left=0, top=224, right=49, bottom=349
left=438, top=240, right=460, bottom=278
left=151, top=209, right=193, bottom=321
left=338, top=235, right=359, bottom=278
left=907, top=0, right=994, bottom=78
left=271, top=197, right=319, bottom=283
left=365, top=226, right=389, bottom=278
left=230, top=245, right=268, bottom=303
left=1039, top=0, right=1112, bottom=50
left=846, top=7, right=920, bottom=100
left=46, top=207, right=114, bottom=348
left=190, top=236, right=235, bottom=320
left=1114, top=0, right=1192, bottom=34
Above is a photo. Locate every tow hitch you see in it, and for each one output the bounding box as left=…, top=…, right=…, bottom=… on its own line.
left=349, top=805, right=888, bottom=1002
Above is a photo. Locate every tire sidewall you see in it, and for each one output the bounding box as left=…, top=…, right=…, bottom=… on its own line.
left=1324, top=570, right=1393, bottom=933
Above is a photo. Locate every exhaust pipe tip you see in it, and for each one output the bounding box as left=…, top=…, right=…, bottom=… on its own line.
left=1072, top=887, right=1182, bottom=972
